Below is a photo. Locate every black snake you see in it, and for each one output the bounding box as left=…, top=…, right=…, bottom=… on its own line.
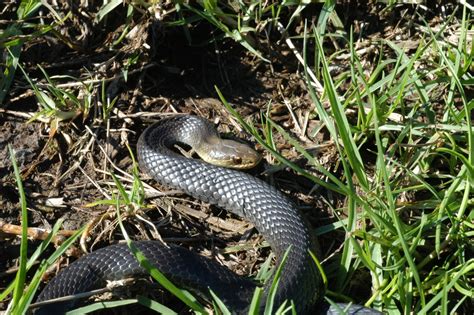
left=35, top=115, right=380, bottom=314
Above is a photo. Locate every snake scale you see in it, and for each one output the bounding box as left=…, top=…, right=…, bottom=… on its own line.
left=35, top=115, right=381, bottom=314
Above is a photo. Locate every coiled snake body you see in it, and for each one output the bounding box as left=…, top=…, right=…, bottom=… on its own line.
left=35, top=115, right=378, bottom=314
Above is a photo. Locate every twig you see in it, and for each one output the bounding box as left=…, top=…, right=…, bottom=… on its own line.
left=0, top=221, right=76, bottom=244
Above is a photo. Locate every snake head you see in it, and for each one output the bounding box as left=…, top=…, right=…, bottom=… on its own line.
left=197, top=138, right=261, bottom=169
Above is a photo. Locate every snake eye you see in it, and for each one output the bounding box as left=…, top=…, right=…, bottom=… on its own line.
left=232, top=156, right=243, bottom=164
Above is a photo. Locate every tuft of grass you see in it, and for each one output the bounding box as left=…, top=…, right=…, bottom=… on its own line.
left=15, top=61, right=95, bottom=123
left=1, top=1, right=69, bottom=104
left=1, top=146, right=86, bottom=314
left=218, top=5, right=473, bottom=314
left=8, top=143, right=29, bottom=313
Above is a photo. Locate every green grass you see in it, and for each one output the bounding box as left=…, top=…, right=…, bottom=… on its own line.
left=218, top=4, right=473, bottom=314
left=2, top=147, right=86, bottom=315
left=1, top=1, right=473, bottom=314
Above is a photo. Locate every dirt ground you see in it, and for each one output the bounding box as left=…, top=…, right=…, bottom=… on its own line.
left=0, top=1, right=469, bottom=313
